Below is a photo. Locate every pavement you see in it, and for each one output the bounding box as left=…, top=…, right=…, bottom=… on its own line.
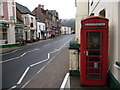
left=70, top=76, right=109, bottom=89
left=1, top=39, right=50, bottom=54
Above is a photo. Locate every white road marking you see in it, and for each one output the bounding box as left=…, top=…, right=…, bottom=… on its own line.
left=19, top=49, right=59, bottom=87
left=37, top=66, right=45, bottom=74
left=27, top=48, right=40, bottom=53
left=20, top=52, right=26, bottom=57
left=21, top=80, right=31, bottom=88
left=17, top=67, right=30, bottom=85
left=0, top=37, right=73, bottom=64
left=5, top=36, right=74, bottom=88
left=48, top=53, right=50, bottom=59
left=0, top=52, right=11, bottom=56
left=43, top=43, right=51, bottom=47
left=30, top=59, right=48, bottom=67
left=21, top=36, right=74, bottom=88
left=27, top=50, right=34, bottom=53
left=22, top=49, right=60, bottom=88
left=0, top=57, right=20, bottom=63
left=8, top=85, right=17, bottom=90
left=0, top=49, right=18, bottom=56
left=34, top=48, right=40, bottom=50
left=60, top=73, right=70, bottom=89
left=12, top=50, right=17, bottom=53
left=30, top=50, right=58, bottom=67
left=18, top=49, right=22, bottom=50
left=37, top=51, right=59, bottom=74
left=0, top=52, right=26, bottom=63
left=1, top=48, right=40, bottom=64
left=58, top=36, right=73, bottom=51
left=53, top=41, right=59, bottom=43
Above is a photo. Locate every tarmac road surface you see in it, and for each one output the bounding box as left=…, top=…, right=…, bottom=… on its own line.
left=2, top=34, right=75, bottom=89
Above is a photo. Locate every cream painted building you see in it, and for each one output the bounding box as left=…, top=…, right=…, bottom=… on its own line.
left=75, top=0, right=89, bottom=43
left=75, top=0, right=120, bottom=88
left=89, top=0, right=120, bottom=88
left=22, top=14, right=36, bottom=42
left=37, top=21, right=45, bottom=40
left=0, top=0, right=16, bottom=45
left=16, top=2, right=37, bottom=43
left=61, top=26, right=72, bottom=35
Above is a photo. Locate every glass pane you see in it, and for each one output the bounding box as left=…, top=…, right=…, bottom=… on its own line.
left=87, top=44, right=100, bottom=49
left=89, top=32, right=100, bottom=37
left=87, top=63, right=100, bottom=67
left=89, top=32, right=100, bottom=43
left=87, top=69, right=101, bottom=73
left=90, top=38, right=100, bottom=43
left=89, top=51, right=100, bottom=55
left=86, top=74, right=101, bottom=79
left=89, top=57, right=100, bottom=61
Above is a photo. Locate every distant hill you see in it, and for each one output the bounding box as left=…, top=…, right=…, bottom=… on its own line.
left=61, top=18, right=75, bottom=31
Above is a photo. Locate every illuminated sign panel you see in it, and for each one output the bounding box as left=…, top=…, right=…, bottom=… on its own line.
left=85, top=23, right=105, bottom=26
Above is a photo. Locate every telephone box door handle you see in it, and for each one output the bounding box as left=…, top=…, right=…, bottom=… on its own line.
left=84, top=51, right=88, bottom=56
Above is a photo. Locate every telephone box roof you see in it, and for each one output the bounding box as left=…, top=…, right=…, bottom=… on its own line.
left=81, top=16, right=109, bottom=22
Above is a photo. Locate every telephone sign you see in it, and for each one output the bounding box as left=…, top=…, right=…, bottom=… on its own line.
left=85, top=22, right=105, bottom=26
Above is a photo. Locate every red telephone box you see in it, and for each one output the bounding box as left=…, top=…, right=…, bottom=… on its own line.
left=80, top=16, right=109, bottom=86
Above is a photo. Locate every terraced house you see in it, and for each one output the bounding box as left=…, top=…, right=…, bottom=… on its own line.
left=32, top=5, right=61, bottom=38
left=16, top=3, right=37, bottom=43
left=0, top=0, right=61, bottom=47
left=0, top=0, right=16, bottom=45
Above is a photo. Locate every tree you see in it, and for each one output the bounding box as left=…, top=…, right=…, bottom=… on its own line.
left=61, top=18, right=75, bottom=31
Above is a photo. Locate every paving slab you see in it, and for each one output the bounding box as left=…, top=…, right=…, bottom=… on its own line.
left=70, top=76, right=109, bottom=90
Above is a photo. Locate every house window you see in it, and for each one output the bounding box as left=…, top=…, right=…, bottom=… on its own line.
left=2, top=28, right=7, bottom=40
left=0, top=3, right=1, bottom=16
left=39, top=25, right=41, bottom=30
left=30, top=23, right=33, bottom=27
left=43, top=26, right=44, bottom=30
left=91, top=0, right=93, bottom=6
left=30, top=17, right=33, bottom=27
left=25, top=17, right=29, bottom=25
left=31, top=17, right=33, bottom=22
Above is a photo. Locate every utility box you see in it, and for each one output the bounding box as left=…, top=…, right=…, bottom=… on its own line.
left=69, top=41, right=79, bottom=76
left=80, top=16, right=109, bottom=86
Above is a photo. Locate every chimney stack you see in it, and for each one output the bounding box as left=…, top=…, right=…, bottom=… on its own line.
left=38, top=4, right=44, bottom=9
left=41, top=5, right=44, bottom=9
left=46, top=9, right=48, bottom=16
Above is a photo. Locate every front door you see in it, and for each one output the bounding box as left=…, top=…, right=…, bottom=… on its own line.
left=85, top=31, right=104, bottom=80
left=81, top=30, right=106, bottom=85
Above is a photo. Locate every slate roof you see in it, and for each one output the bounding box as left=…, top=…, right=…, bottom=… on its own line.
left=16, top=2, right=35, bottom=16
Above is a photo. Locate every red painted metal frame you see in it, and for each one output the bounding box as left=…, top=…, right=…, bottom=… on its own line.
left=80, top=16, right=109, bottom=86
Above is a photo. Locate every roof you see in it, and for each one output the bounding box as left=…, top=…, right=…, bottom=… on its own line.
left=16, top=2, right=35, bottom=16
left=49, top=10, right=56, bottom=14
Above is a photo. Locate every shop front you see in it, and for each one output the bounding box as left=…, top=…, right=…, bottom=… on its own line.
left=0, top=23, right=9, bottom=45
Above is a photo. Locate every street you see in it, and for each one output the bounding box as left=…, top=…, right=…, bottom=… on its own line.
left=1, top=34, right=75, bottom=89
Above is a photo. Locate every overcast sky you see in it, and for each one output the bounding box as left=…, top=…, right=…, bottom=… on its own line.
left=15, top=0, right=76, bottom=19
